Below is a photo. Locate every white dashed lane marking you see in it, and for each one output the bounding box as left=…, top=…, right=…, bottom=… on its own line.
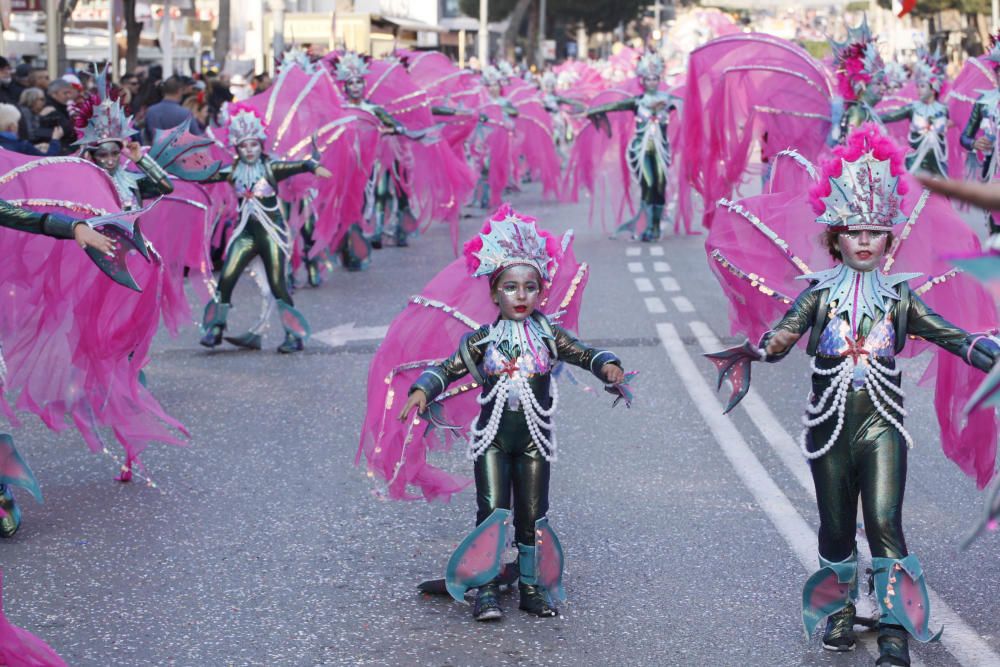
left=659, top=276, right=680, bottom=292
left=634, top=277, right=654, bottom=293
left=626, top=247, right=642, bottom=256
left=627, top=262, right=645, bottom=273
left=653, top=261, right=671, bottom=273
left=644, top=297, right=667, bottom=314
left=671, top=296, right=694, bottom=313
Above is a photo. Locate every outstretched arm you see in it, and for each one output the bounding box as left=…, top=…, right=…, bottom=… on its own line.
left=907, top=294, right=1000, bottom=372
left=878, top=104, right=912, bottom=125
left=758, top=285, right=822, bottom=360
left=552, top=325, right=623, bottom=382
left=399, top=327, right=490, bottom=422
left=0, top=200, right=115, bottom=254
left=916, top=173, right=1000, bottom=210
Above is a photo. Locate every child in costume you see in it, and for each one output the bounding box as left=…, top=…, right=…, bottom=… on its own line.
left=362, top=204, right=629, bottom=622
left=583, top=50, right=680, bottom=241
left=706, top=126, right=999, bottom=666
left=879, top=50, right=949, bottom=176
left=199, top=106, right=332, bottom=353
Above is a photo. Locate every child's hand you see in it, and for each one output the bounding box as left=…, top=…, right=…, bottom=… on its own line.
left=765, top=329, right=800, bottom=357
left=398, top=389, right=427, bottom=423
left=602, top=364, right=625, bottom=385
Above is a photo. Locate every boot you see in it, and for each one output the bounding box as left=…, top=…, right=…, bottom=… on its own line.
left=517, top=543, right=558, bottom=617
left=305, top=258, right=322, bottom=287
left=822, top=601, right=857, bottom=652
left=473, top=580, right=503, bottom=622
left=276, top=300, right=309, bottom=353
left=224, top=332, right=263, bottom=350
left=640, top=205, right=663, bottom=242
left=0, top=485, right=21, bottom=538
left=876, top=624, right=910, bottom=666
left=371, top=204, right=385, bottom=250
left=199, top=301, right=230, bottom=348
left=277, top=332, right=304, bottom=354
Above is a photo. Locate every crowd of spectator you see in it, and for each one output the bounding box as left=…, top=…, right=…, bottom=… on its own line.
left=0, top=54, right=274, bottom=157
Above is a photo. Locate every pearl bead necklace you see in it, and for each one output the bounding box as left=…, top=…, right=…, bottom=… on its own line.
left=799, top=355, right=913, bottom=460
left=466, top=373, right=559, bottom=462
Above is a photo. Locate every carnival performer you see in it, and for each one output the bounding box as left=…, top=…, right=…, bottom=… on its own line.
left=332, top=52, right=418, bottom=249
left=959, top=34, right=1000, bottom=234
left=71, top=69, right=174, bottom=209
left=879, top=52, right=949, bottom=176
left=538, top=71, right=584, bottom=161
left=583, top=51, right=680, bottom=241
left=706, top=125, right=999, bottom=666
left=0, top=201, right=114, bottom=537
left=393, top=206, right=625, bottom=621
left=199, top=106, right=331, bottom=353
left=828, top=18, right=887, bottom=146
left=471, top=66, right=520, bottom=209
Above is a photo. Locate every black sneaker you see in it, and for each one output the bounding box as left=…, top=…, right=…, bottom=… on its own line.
left=518, top=583, right=557, bottom=618
left=473, top=583, right=502, bottom=622
left=822, top=602, right=857, bottom=651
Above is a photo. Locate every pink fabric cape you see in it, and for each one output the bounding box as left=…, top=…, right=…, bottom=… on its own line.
left=0, top=571, right=67, bottom=667
left=357, top=222, right=590, bottom=502
left=403, top=51, right=480, bottom=162
left=213, top=66, right=376, bottom=258
left=705, top=153, right=998, bottom=488
left=680, top=33, right=833, bottom=228
left=945, top=57, right=996, bottom=181
left=0, top=152, right=186, bottom=475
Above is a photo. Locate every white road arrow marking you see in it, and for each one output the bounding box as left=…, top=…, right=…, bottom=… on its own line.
left=312, top=322, right=389, bottom=348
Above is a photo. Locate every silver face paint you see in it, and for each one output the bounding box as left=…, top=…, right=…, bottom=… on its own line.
left=237, top=139, right=263, bottom=164
left=345, top=78, right=365, bottom=102
left=91, top=141, right=123, bottom=173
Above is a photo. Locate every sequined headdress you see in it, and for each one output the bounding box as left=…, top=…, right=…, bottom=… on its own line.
left=540, top=71, right=557, bottom=90
left=226, top=104, right=268, bottom=147
left=464, top=204, right=559, bottom=283
left=635, top=51, right=665, bottom=79
left=71, top=65, right=134, bottom=148
left=481, top=65, right=504, bottom=87
left=277, top=46, right=320, bottom=76
left=914, top=46, right=947, bottom=92
left=496, top=61, right=516, bottom=83
left=331, top=51, right=371, bottom=81
left=810, top=124, right=908, bottom=232
left=830, top=16, right=885, bottom=101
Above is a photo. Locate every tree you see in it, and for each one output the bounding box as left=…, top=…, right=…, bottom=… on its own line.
left=547, top=0, right=644, bottom=33
left=215, top=0, right=230, bottom=69
left=122, top=0, right=144, bottom=74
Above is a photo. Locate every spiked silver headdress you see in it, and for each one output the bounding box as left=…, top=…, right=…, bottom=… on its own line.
left=815, top=151, right=906, bottom=231
left=277, top=46, right=320, bottom=76
left=333, top=51, right=370, bottom=82
left=481, top=65, right=504, bottom=87
left=466, top=204, right=555, bottom=282
left=636, top=51, right=665, bottom=79
left=227, top=106, right=268, bottom=147
left=72, top=65, right=134, bottom=148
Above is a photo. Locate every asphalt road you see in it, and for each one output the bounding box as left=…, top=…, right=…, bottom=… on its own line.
left=3, top=184, right=1000, bottom=667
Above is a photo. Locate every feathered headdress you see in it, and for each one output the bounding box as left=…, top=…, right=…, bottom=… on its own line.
left=329, top=51, right=371, bottom=82
left=635, top=51, right=665, bottom=79
left=71, top=65, right=134, bottom=147
left=810, top=123, right=908, bottom=232
left=226, top=104, right=268, bottom=147
left=540, top=71, right=557, bottom=90
left=481, top=65, right=504, bottom=87
left=914, top=46, right=947, bottom=92
left=831, top=16, right=885, bottom=101
left=463, top=204, right=561, bottom=283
